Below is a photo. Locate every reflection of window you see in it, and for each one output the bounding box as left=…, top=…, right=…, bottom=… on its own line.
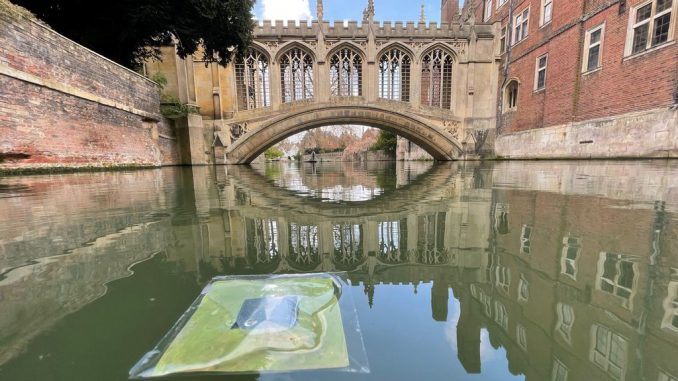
left=561, top=236, right=581, bottom=279
left=551, top=358, right=568, bottom=381
left=591, top=325, right=627, bottom=381
left=517, top=324, right=528, bottom=351
left=520, top=225, right=532, bottom=254
left=417, top=213, right=448, bottom=265
left=556, top=303, right=575, bottom=343
left=495, top=301, right=509, bottom=331
left=378, top=220, right=403, bottom=263
left=289, top=223, right=320, bottom=270
left=333, top=224, right=362, bottom=267
left=518, top=274, right=529, bottom=302
left=661, top=280, right=678, bottom=333
left=496, top=264, right=511, bottom=294
left=626, top=0, right=676, bottom=56
left=659, top=371, right=678, bottom=381
left=597, top=252, right=637, bottom=308
left=494, top=203, right=510, bottom=234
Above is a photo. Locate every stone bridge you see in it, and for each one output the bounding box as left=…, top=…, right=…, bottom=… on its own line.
left=147, top=1, right=499, bottom=164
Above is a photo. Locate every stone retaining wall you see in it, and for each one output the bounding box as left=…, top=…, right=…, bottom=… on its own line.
left=0, top=7, right=180, bottom=171
left=496, top=108, right=678, bottom=159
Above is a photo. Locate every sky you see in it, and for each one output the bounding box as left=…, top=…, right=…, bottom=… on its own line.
left=254, top=0, right=465, bottom=24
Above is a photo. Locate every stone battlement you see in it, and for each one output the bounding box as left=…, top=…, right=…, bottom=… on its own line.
left=254, top=20, right=493, bottom=39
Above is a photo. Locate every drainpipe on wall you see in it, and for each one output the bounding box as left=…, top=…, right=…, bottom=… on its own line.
left=497, top=0, right=515, bottom=134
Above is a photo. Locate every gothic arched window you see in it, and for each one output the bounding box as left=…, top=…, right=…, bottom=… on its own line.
left=421, top=48, right=454, bottom=109
left=235, top=48, right=271, bottom=111
left=279, top=47, right=314, bottom=103
left=378, top=47, right=411, bottom=102
left=329, top=47, right=363, bottom=97
left=504, top=80, right=519, bottom=111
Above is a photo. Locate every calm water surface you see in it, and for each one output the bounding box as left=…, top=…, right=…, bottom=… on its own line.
left=1, top=161, right=678, bottom=381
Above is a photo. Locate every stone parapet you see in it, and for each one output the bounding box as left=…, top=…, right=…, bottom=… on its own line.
left=253, top=20, right=493, bottom=39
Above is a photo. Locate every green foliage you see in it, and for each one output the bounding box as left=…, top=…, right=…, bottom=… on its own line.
left=13, top=0, right=256, bottom=69
left=0, top=0, right=34, bottom=20
left=264, top=147, right=285, bottom=161
left=160, top=94, right=199, bottom=118
left=151, top=72, right=168, bottom=90
left=370, top=130, right=398, bottom=155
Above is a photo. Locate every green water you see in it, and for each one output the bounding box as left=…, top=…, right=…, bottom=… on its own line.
left=1, top=160, right=677, bottom=381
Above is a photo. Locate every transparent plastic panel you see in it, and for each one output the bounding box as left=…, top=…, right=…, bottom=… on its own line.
left=129, top=272, right=369, bottom=378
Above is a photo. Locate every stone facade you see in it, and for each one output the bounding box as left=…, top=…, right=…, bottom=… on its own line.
left=496, top=107, right=678, bottom=159
left=465, top=0, right=678, bottom=159
left=147, top=5, right=500, bottom=164
left=0, top=9, right=180, bottom=171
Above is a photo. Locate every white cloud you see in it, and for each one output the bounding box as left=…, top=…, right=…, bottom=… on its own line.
left=261, top=0, right=313, bottom=21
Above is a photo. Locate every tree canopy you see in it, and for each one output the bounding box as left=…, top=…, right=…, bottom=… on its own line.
left=13, top=0, right=255, bottom=69
left=370, top=130, right=398, bottom=156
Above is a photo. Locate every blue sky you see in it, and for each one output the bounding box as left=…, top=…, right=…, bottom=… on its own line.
left=254, top=0, right=465, bottom=24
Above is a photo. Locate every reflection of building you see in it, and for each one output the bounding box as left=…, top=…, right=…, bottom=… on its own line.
left=457, top=183, right=678, bottom=381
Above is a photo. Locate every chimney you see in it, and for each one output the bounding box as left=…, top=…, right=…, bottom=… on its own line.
left=441, top=0, right=459, bottom=23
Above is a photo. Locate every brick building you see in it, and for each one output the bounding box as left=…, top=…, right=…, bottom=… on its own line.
left=458, top=0, right=678, bottom=159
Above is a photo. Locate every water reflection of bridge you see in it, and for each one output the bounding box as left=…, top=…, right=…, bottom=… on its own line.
left=200, top=163, right=492, bottom=289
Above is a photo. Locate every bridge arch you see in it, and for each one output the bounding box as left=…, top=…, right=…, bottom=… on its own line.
left=224, top=103, right=463, bottom=164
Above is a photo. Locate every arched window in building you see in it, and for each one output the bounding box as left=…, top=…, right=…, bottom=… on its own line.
left=420, top=48, right=453, bottom=109
left=279, top=47, right=314, bottom=103
left=329, top=47, right=363, bottom=97
left=504, top=80, right=519, bottom=111
left=378, top=47, right=411, bottom=102
left=235, top=48, right=271, bottom=111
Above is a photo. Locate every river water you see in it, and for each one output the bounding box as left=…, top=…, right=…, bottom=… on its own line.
left=1, top=160, right=677, bottom=381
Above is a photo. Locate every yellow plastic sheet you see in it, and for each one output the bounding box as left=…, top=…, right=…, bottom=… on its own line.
left=149, top=276, right=349, bottom=376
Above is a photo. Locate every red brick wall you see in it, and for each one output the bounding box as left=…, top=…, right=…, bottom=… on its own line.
left=442, top=0, right=460, bottom=23
left=0, top=11, right=180, bottom=169
left=466, top=0, right=678, bottom=133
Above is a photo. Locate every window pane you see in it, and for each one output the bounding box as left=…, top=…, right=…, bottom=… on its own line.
left=544, top=3, right=552, bottom=23
left=539, top=56, right=547, bottom=68
left=632, top=24, right=649, bottom=53
left=602, top=281, right=614, bottom=293
left=657, top=0, right=673, bottom=13
left=567, top=246, right=578, bottom=259
left=538, top=71, right=546, bottom=88
left=636, top=4, right=652, bottom=23
left=587, top=45, right=600, bottom=71
left=652, top=13, right=672, bottom=46
left=590, top=29, right=602, bottom=44
left=602, top=255, right=617, bottom=280
left=596, top=328, right=609, bottom=351
left=619, top=261, right=635, bottom=288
